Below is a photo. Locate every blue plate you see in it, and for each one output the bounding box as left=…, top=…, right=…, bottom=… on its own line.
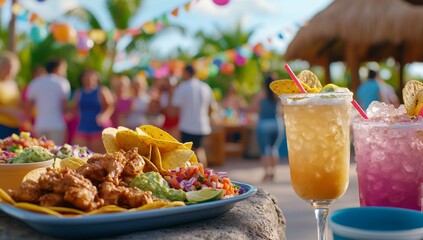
left=0, top=182, right=256, bottom=239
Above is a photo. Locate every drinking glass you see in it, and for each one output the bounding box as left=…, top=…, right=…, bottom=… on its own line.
left=352, top=115, right=423, bottom=210
left=280, top=92, right=353, bottom=240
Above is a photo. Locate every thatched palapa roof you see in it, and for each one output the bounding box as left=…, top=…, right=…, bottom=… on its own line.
left=284, top=0, right=423, bottom=91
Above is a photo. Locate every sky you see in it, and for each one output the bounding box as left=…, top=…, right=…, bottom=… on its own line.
left=6, top=0, right=423, bottom=77
left=81, top=0, right=333, bottom=56
left=16, top=0, right=333, bottom=56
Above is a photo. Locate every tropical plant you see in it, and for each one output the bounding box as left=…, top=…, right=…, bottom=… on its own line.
left=193, top=22, right=265, bottom=101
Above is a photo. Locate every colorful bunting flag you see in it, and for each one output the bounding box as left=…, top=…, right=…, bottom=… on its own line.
left=171, top=8, right=179, bottom=17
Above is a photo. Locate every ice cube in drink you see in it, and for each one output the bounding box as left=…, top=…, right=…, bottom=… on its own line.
left=353, top=101, right=423, bottom=210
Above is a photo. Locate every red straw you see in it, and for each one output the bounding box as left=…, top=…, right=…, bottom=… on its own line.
left=284, top=64, right=307, bottom=93
left=351, top=100, right=368, bottom=119
left=283, top=64, right=369, bottom=120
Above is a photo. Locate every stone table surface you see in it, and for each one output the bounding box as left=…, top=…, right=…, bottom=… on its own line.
left=0, top=189, right=286, bottom=240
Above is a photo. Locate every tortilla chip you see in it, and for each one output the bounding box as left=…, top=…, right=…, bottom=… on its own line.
left=0, top=188, right=15, bottom=205
left=161, top=148, right=195, bottom=170
left=150, top=145, right=163, bottom=171
left=151, top=139, right=182, bottom=152
left=85, top=205, right=128, bottom=215
left=47, top=206, right=85, bottom=215
left=102, top=127, right=121, bottom=153
left=269, top=79, right=318, bottom=95
left=135, top=201, right=168, bottom=211
left=142, top=156, right=159, bottom=173
left=53, top=157, right=86, bottom=170
left=182, top=142, right=193, bottom=150
left=14, top=202, right=62, bottom=216
left=22, top=167, right=48, bottom=183
left=138, top=125, right=179, bottom=142
left=162, top=201, right=186, bottom=208
left=403, top=80, right=423, bottom=116
left=297, top=70, right=322, bottom=90
left=116, top=127, right=150, bottom=156
left=188, top=153, right=198, bottom=165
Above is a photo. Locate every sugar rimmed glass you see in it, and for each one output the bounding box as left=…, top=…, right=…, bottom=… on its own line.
left=280, top=92, right=353, bottom=240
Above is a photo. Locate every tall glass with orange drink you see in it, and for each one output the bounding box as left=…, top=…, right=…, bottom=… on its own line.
left=281, top=91, right=353, bottom=239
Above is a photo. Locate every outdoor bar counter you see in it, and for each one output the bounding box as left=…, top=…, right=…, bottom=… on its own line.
left=0, top=189, right=286, bottom=240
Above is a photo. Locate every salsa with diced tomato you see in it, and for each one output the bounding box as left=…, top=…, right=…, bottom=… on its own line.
left=164, top=163, right=242, bottom=198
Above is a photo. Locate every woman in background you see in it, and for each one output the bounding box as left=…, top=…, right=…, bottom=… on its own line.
left=72, top=69, right=114, bottom=153
left=249, top=75, right=284, bottom=182
left=124, top=75, right=155, bottom=129
left=0, top=52, right=21, bottom=138
left=110, top=75, right=132, bottom=127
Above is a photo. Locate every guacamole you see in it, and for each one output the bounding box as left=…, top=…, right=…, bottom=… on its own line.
left=10, top=146, right=54, bottom=164
left=130, top=172, right=186, bottom=201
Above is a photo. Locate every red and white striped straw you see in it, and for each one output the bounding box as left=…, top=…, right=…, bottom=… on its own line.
left=283, top=64, right=368, bottom=120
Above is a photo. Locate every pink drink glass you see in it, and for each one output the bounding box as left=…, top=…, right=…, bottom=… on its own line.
left=352, top=118, right=423, bottom=210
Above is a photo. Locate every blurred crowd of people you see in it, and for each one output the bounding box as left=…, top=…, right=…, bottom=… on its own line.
left=0, top=51, right=286, bottom=173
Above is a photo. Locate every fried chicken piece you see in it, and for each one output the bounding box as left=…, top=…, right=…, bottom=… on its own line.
left=39, top=193, right=65, bottom=207
left=98, top=181, right=155, bottom=208
left=38, top=167, right=63, bottom=192
left=38, top=168, right=103, bottom=211
left=98, top=181, right=122, bottom=206
left=64, top=187, right=103, bottom=211
left=119, top=187, right=154, bottom=208
left=78, top=151, right=130, bottom=185
left=122, top=148, right=145, bottom=183
left=10, top=180, right=42, bottom=203
left=101, top=151, right=128, bottom=183
left=77, top=155, right=108, bottom=184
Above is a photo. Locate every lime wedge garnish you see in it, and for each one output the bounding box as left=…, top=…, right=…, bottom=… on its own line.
left=186, top=189, right=223, bottom=203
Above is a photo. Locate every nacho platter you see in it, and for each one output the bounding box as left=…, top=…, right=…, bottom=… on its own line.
left=0, top=125, right=257, bottom=238
left=0, top=182, right=256, bottom=239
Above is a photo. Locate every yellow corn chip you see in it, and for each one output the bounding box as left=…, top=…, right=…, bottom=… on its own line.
left=116, top=127, right=150, bottom=156
left=101, top=127, right=121, bottom=153
left=0, top=188, right=15, bottom=205
left=14, top=202, right=62, bottom=216
left=403, top=80, right=423, bottom=116
left=297, top=70, right=322, bottom=90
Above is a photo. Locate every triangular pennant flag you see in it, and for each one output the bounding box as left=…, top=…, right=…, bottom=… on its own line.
left=171, top=8, right=179, bottom=17
left=184, top=2, right=191, bottom=11
left=37, top=18, right=45, bottom=25
left=29, top=13, right=39, bottom=24
left=161, top=14, right=170, bottom=26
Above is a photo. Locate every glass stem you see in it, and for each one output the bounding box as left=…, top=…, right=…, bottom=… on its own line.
left=313, top=204, right=330, bottom=240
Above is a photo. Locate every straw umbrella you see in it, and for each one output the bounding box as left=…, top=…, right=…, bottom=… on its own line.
left=284, top=0, right=423, bottom=93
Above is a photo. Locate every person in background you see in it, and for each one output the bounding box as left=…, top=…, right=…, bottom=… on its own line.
left=72, top=69, right=114, bottom=153
left=26, top=58, right=70, bottom=145
left=110, top=75, right=132, bottom=127
left=124, top=75, right=155, bottom=129
left=222, top=82, right=247, bottom=122
left=21, top=65, right=47, bottom=133
left=249, top=75, right=284, bottom=182
left=0, top=52, right=21, bottom=138
left=377, top=76, right=400, bottom=107
left=356, top=69, right=381, bottom=110
left=170, top=65, right=216, bottom=166
left=155, top=76, right=180, bottom=138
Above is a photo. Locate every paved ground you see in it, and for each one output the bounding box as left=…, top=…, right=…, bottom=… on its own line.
left=214, top=157, right=360, bottom=240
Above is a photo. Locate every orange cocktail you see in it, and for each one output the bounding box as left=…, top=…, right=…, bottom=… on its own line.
left=281, top=92, right=352, bottom=202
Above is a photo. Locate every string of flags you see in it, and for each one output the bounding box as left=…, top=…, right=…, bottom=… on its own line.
left=2, top=0, right=309, bottom=78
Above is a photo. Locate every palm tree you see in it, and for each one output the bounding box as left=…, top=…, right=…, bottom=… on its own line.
left=194, top=22, right=262, bottom=101
left=65, top=0, right=143, bottom=83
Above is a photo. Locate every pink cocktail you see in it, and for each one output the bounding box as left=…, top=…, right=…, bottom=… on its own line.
left=352, top=102, right=423, bottom=210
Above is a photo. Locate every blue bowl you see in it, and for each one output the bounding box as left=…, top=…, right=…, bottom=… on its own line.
left=328, top=207, right=423, bottom=240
